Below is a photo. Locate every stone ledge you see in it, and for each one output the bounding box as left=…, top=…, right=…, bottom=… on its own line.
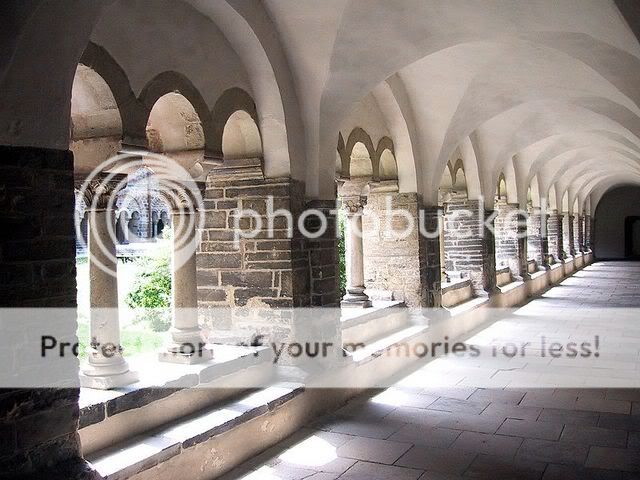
left=339, top=300, right=405, bottom=329
left=86, top=383, right=304, bottom=480
left=346, top=324, right=429, bottom=365
left=497, top=279, right=525, bottom=293
left=443, top=296, right=490, bottom=318
left=79, top=344, right=271, bottom=430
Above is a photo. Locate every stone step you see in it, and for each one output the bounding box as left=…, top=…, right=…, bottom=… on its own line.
left=86, top=383, right=304, bottom=480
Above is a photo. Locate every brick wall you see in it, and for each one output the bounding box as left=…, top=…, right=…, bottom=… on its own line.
left=0, top=146, right=97, bottom=478
left=362, top=192, right=425, bottom=307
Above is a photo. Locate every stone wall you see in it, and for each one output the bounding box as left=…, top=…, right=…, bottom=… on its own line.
left=443, top=197, right=486, bottom=293
left=527, top=210, right=543, bottom=265
left=547, top=213, right=563, bottom=262
left=362, top=192, right=424, bottom=307
left=562, top=214, right=573, bottom=256
left=574, top=215, right=583, bottom=252
left=0, top=146, right=96, bottom=478
left=196, top=172, right=340, bottom=342
left=494, top=199, right=519, bottom=274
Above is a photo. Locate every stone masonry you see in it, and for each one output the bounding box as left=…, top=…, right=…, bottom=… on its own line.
left=362, top=192, right=425, bottom=307
left=527, top=208, right=543, bottom=265
left=494, top=199, right=520, bottom=275
left=0, top=146, right=98, bottom=478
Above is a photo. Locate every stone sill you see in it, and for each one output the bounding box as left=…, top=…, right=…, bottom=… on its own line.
left=497, top=280, right=525, bottom=293
left=348, top=324, right=429, bottom=364
left=549, top=262, right=563, bottom=271
left=529, top=270, right=547, bottom=280
left=79, top=344, right=271, bottom=430
left=86, top=382, right=304, bottom=480
left=442, top=296, right=489, bottom=318
left=339, top=300, right=405, bottom=330
left=441, top=277, right=471, bottom=294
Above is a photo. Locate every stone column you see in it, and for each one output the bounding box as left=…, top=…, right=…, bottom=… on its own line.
left=423, top=206, right=442, bottom=307
left=494, top=201, right=520, bottom=276
left=160, top=191, right=212, bottom=363
left=576, top=215, right=585, bottom=253
left=541, top=213, right=551, bottom=268
left=566, top=214, right=576, bottom=257
left=585, top=215, right=592, bottom=250
left=516, top=211, right=529, bottom=280
left=527, top=208, right=544, bottom=267
left=79, top=178, right=138, bottom=389
left=482, top=209, right=498, bottom=294
left=341, top=196, right=372, bottom=307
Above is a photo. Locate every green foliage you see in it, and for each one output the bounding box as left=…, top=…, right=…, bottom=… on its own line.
left=338, top=210, right=347, bottom=297
left=126, top=249, right=172, bottom=332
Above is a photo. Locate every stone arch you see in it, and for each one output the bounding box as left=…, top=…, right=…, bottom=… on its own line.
left=79, top=41, right=143, bottom=145
left=378, top=149, right=398, bottom=180
left=349, top=142, right=374, bottom=177
left=342, top=128, right=376, bottom=179
left=529, top=175, right=541, bottom=208
left=222, top=110, right=263, bottom=160
left=210, top=88, right=260, bottom=159
left=70, top=63, right=123, bottom=175
left=496, top=173, right=507, bottom=200
left=146, top=92, right=205, bottom=153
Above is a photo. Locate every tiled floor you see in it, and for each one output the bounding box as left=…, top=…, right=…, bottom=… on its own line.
left=223, top=262, right=640, bottom=479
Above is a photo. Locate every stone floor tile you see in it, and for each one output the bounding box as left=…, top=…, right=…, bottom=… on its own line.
left=606, top=390, right=640, bottom=403
left=537, top=407, right=600, bottom=426
left=339, top=461, right=423, bottom=480
left=560, top=424, right=628, bottom=448
left=467, top=388, right=526, bottom=405
left=629, top=432, right=640, bottom=448
left=482, top=402, right=542, bottom=421
left=395, top=445, right=475, bottom=474
left=388, top=424, right=461, bottom=448
left=337, top=436, right=412, bottom=464
left=516, top=438, right=590, bottom=465
left=421, top=386, right=476, bottom=400
left=586, top=447, right=640, bottom=472
left=450, top=431, right=523, bottom=458
left=463, top=453, right=546, bottom=480
left=575, top=397, right=632, bottom=415
left=542, top=463, right=623, bottom=479
left=435, top=412, right=506, bottom=434
left=323, top=418, right=404, bottom=439
left=599, top=413, right=640, bottom=432
left=497, top=418, right=563, bottom=440
left=426, top=397, right=489, bottom=415
left=385, top=406, right=453, bottom=427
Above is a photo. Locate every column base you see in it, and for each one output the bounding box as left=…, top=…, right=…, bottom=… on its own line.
left=341, top=287, right=372, bottom=308
left=79, top=369, right=139, bottom=390
left=158, top=347, right=214, bottom=364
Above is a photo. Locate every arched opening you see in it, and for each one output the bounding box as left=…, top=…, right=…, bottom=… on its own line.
left=378, top=149, right=398, bottom=180
left=349, top=142, right=374, bottom=177
left=625, top=216, right=640, bottom=258
left=222, top=110, right=263, bottom=159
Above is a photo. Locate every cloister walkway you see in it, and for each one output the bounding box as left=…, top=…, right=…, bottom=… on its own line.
left=222, top=262, right=640, bottom=480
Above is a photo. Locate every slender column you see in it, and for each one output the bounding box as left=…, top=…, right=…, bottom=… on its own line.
left=79, top=178, right=138, bottom=389
left=527, top=208, right=544, bottom=268
left=341, top=196, right=372, bottom=307
left=482, top=209, right=498, bottom=294
left=160, top=191, right=212, bottom=363
left=585, top=215, right=592, bottom=250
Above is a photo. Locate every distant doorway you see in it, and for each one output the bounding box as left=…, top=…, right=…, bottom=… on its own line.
left=624, top=216, right=640, bottom=258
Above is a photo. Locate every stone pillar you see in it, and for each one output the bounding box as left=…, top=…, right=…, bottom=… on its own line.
left=547, top=213, right=563, bottom=262
left=79, top=178, right=138, bottom=389
left=585, top=215, right=592, bottom=250
left=341, top=196, right=372, bottom=307
left=482, top=209, right=498, bottom=294
left=541, top=212, right=551, bottom=268
left=494, top=200, right=520, bottom=276
left=306, top=200, right=340, bottom=307
left=576, top=215, right=584, bottom=253
left=527, top=209, right=544, bottom=267
left=516, top=211, right=529, bottom=280
left=362, top=190, right=425, bottom=307
left=566, top=214, right=576, bottom=257
left=443, top=197, right=485, bottom=294
left=160, top=190, right=213, bottom=364
left=423, top=206, right=442, bottom=307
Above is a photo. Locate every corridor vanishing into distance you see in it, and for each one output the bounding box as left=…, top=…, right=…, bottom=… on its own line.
left=223, top=262, right=640, bottom=480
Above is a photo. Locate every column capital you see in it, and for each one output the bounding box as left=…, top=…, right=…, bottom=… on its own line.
left=341, top=196, right=367, bottom=214
left=160, top=182, right=205, bottom=213
left=76, top=173, right=127, bottom=211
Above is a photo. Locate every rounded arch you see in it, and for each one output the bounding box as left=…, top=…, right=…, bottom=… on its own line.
left=211, top=87, right=260, bottom=159
left=496, top=173, right=507, bottom=200
left=344, top=128, right=376, bottom=179
left=349, top=142, right=374, bottom=177
left=222, top=109, right=263, bottom=159
left=378, top=149, right=398, bottom=180
left=146, top=92, right=205, bottom=153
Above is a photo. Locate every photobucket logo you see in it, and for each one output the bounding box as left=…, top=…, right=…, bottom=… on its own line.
left=75, top=152, right=204, bottom=278
left=230, top=194, right=534, bottom=244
